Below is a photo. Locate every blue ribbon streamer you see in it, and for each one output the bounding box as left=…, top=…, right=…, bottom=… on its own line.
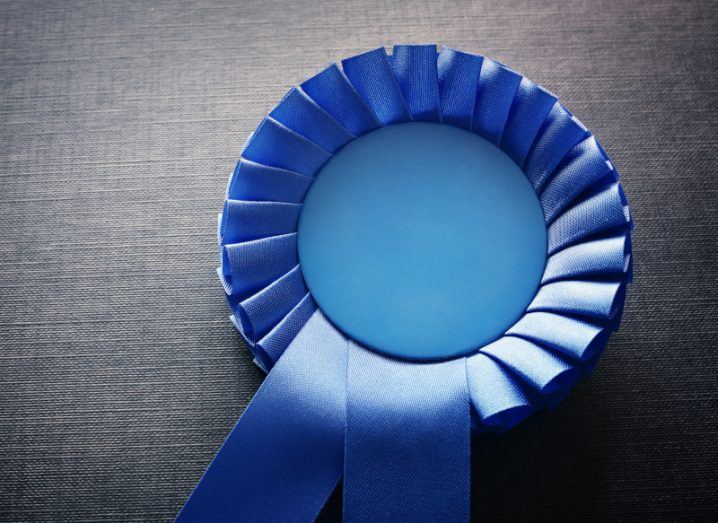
left=344, top=343, right=471, bottom=521
left=177, top=311, right=347, bottom=522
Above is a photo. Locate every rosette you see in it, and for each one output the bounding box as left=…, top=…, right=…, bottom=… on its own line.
left=178, top=45, right=633, bottom=522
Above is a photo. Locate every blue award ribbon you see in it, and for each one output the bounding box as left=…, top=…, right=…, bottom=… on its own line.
left=179, top=44, right=632, bottom=521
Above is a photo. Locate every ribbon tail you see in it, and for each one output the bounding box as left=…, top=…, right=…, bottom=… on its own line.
left=343, top=343, right=471, bottom=522
left=177, top=311, right=347, bottom=522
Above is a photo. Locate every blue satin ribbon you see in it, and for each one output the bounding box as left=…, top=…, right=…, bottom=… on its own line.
left=178, top=314, right=472, bottom=522
left=182, top=44, right=633, bottom=522
left=344, top=343, right=471, bottom=521
left=177, top=311, right=347, bottom=522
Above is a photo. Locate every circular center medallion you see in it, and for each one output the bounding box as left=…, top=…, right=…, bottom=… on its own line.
left=298, top=122, right=547, bottom=361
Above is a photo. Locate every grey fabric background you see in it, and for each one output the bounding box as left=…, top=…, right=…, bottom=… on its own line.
left=1, top=0, right=717, bottom=521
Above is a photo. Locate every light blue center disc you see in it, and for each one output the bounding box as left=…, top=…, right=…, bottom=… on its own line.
left=298, top=122, right=547, bottom=361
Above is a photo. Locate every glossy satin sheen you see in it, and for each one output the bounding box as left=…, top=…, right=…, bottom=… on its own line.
left=298, top=122, right=547, bottom=360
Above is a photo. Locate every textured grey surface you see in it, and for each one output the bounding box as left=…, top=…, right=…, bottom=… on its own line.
left=1, top=0, right=717, bottom=521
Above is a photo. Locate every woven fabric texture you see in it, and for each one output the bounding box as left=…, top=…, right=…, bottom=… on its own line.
left=1, top=0, right=716, bottom=520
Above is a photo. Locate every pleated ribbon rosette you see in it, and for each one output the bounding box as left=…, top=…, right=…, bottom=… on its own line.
left=178, top=45, right=633, bottom=522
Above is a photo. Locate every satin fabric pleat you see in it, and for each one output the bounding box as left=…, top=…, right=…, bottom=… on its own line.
left=390, top=44, right=441, bottom=121
left=342, top=47, right=412, bottom=125
left=344, top=343, right=471, bottom=522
